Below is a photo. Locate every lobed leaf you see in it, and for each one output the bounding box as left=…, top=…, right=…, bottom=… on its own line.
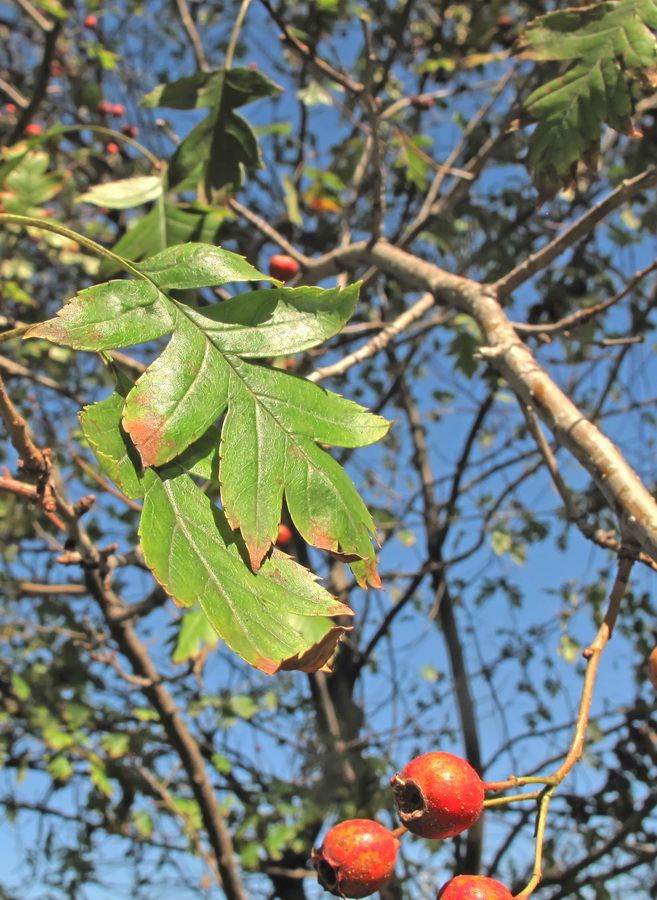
left=516, top=0, right=657, bottom=198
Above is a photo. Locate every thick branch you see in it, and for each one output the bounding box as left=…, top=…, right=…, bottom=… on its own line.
left=307, top=240, right=657, bottom=564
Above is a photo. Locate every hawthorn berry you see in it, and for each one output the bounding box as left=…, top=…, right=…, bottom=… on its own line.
left=391, top=751, right=484, bottom=839
left=276, top=523, right=292, bottom=548
left=496, top=15, right=514, bottom=31
left=111, top=103, right=125, bottom=117
left=106, top=142, right=120, bottom=154
left=121, top=123, right=139, bottom=138
left=84, top=14, right=98, bottom=27
left=437, top=875, right=513, bottom=900
left=5, top=103, right=16, bottom=114
left=97, top=100, right=113, bottom=115
left=269, top=253, right=300, bottom=282
left=312, top=819, right=399, bottom=898
left=25, top=123, right=43, bottom=136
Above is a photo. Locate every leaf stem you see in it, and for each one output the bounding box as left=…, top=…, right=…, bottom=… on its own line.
left=0, top=214, right=142, bottom=277
left=226, top=0, right=253, bottom=69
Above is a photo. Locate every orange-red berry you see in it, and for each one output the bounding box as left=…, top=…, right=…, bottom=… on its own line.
left=110, top=103, right=125, bottom=117
left=496, top=15, right=514, bottom=31
left=312, top=819, right=399, bottom=898
left=391, top=752, right=484, bottom=840
left=25, top=123, right=43, bottom=136
left=5, top=103, right=16, bottom=114
left=276, top=523, right=293, bottom=547
left=106, top=142, right=119, bottom=154
left=269, top=254, right=300, bottom=283
left=84, top=14, right=98, bottom=27
left=437, top=875, right=513, bottom=900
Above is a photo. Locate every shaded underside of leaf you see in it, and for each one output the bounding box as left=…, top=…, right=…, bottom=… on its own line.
left=78, top=390, right=145, bottom=500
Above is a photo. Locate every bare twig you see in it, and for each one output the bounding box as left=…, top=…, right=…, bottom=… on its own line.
left=496, top=169, right=657, bottom=298
left=175, top=0, right=210, bottom=71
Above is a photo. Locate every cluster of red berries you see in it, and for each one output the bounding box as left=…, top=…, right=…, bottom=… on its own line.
left=312, top=752, right=512, bottom=899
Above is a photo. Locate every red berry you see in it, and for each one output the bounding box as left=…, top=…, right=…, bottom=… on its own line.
left=437, top=876, right=513, bottom=900
left=111, top=103, right=125, bottom=117
left=106, top=142, right=119, bottom=154
left=5, top=103, right=16, bottom=114
left=312, top=819, right=399, bottom=899
left=391, top=752, right=484, bottom=839
left=84, top=14, right=98, bottom=27
left=97, top=100, right=113, bottom=115
left=269, top=253, right=300, bottom=283
left=121, top=123, right=139, bottom=138
left=276, top=523, right=293, bottom=547
left=496, top=15, right=514, bottom=31
left=25, top=123, right=43, bottom=136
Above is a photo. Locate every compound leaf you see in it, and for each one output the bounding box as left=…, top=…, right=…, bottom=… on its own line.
left=28, top=242, right=389, bottom=586
left=516, top=0, right=657, bottom=198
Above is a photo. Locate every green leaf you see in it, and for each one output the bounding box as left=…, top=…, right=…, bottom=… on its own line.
left=77, top=176, right=163, bottom=210
left=171, top=608, right=221, bottom=663
left=140, top=468, right=352, bottom=674
left=517, top=0, right=657, bottom=198
left=157, top=67, right=282, bottom=194
left=142, top=66, right=281, bottom=111
left=133, top=242, right=265, bottom=288
left=79, top=388, right=145, bottom=500
left=90, top=758, right=113, bottom=797
left=47, top=755, right=74, bottom=782
left=32, top=244, right=388, bottom=585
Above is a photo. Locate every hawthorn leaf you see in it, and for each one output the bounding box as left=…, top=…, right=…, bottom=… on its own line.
left=157, top=67, right=282, bottom=193
left=77, top=175, right=163, bottom=209
left=142, top=66, right=281, bottom=111
left=139, top=468, right=352, bottom=673
left=516, top=0, right=657, bottom=198
left=29, top=243, right=389, bottom=586
left=134, top=242, right=265, bottom=288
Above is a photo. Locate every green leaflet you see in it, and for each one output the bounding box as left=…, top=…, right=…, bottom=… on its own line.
left=140, top=469, right=351, bottom=674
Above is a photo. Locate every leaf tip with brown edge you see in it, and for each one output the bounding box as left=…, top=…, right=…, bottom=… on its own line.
left=275, top=624, right=352, bottom=673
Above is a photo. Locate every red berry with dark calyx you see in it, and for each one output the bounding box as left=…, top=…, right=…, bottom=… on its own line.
left=97, top=100, right=113, bottom=115
left=276, top=523, right=292, bottom=548
left=269, top=253, right=300, bottom=283
left=312, top=819, right=399, bottom=898
left=111, top=103, right=125, bottom=117
left=437, top=875, right=514, bottom=900
left=496, top=15, right=514, bottom=31
left=121, top=123, right=139, bottom=138
left=391, top=752, right=484, bottom=839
